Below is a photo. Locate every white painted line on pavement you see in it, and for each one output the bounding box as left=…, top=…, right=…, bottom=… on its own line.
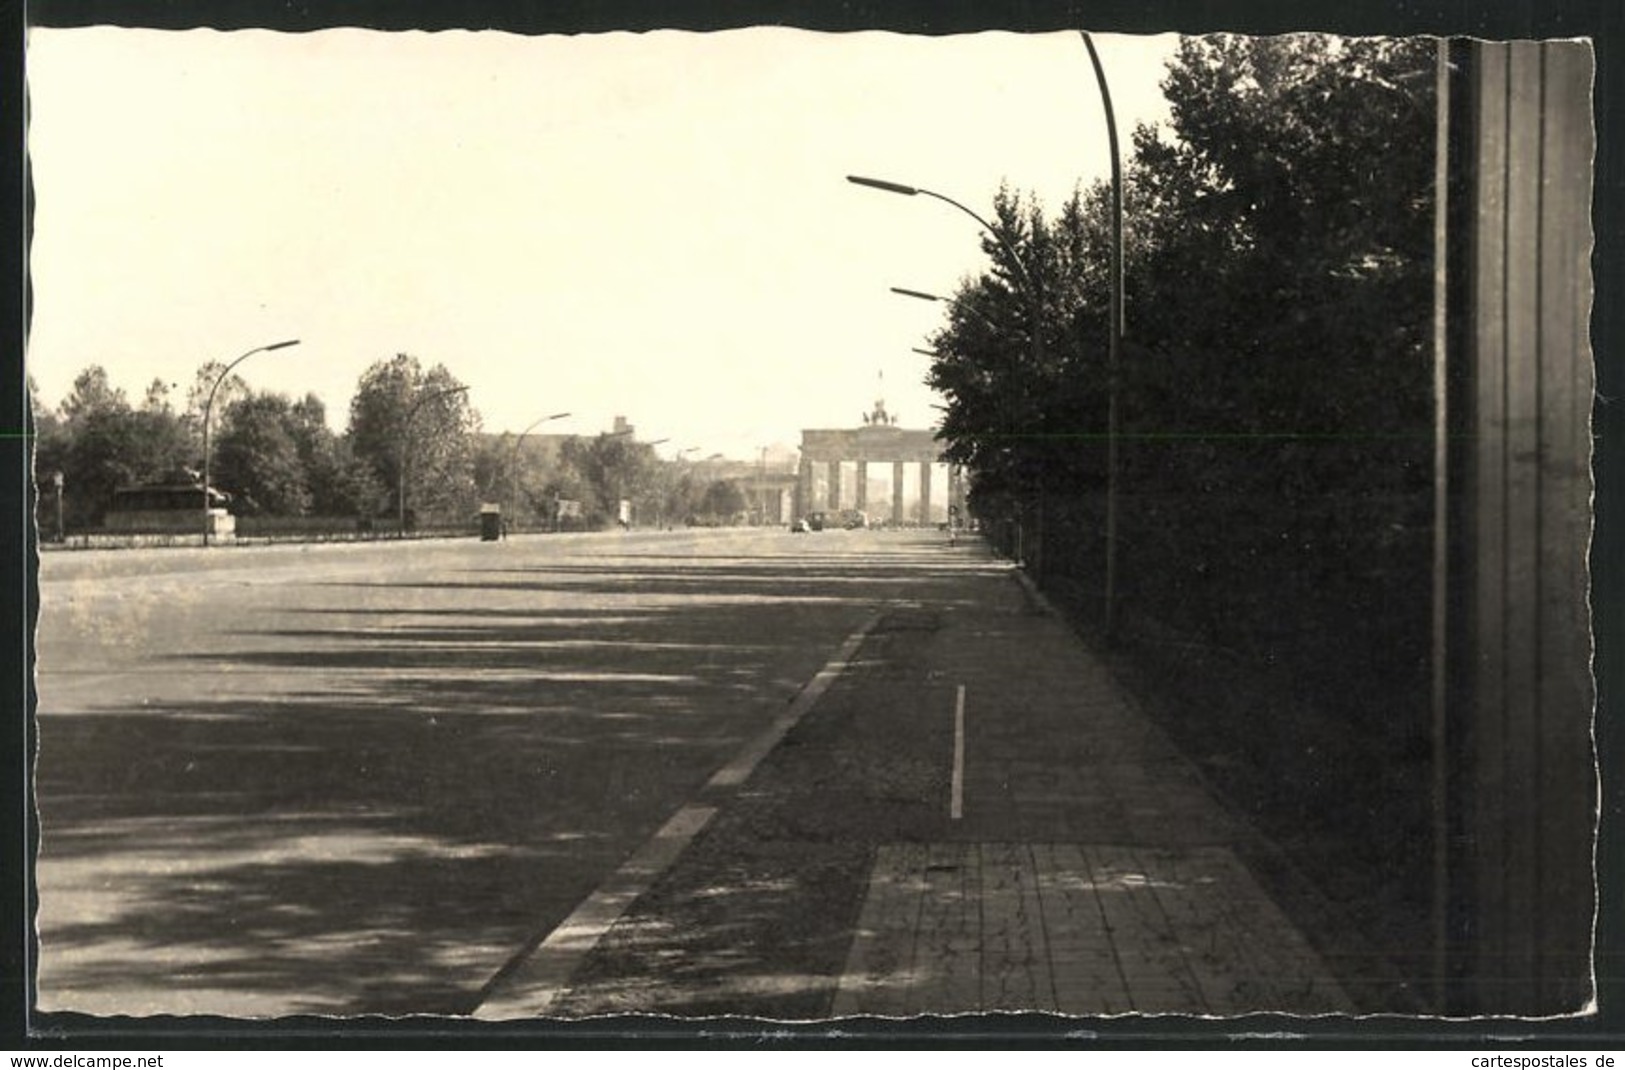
left=952, top=684, right=966, bottom=821
left=705, top=612, right=882, bottom=790
left=472, top=802, right=717, bottom=1020
left=472, top=611, right=882, bottom=1019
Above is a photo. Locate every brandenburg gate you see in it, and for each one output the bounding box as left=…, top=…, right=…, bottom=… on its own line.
left=795, top=399, right=963, bottom=525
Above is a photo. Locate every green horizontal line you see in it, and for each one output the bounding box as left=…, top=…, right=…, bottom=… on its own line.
left=984, top=431, right=1443, bottom=442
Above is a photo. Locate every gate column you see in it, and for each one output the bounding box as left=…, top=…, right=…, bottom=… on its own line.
left=917, top=455, right=933, bottom=525
left=826, top=460, right=842, bottom=511
left=892, top=462, right=905, bottom=526
left=854, top=461, right=868, bottom=513
left=796, top=457, right=813, bottom=520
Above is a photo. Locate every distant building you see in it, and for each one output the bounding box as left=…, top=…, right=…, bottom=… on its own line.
left=795, top=397, right=963, bottom=526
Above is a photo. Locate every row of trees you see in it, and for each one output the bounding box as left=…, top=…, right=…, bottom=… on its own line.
left=31, top=352, right=743, bottom=534
left=933, top=34, right=1434, bottom=515
left=926, top=34, right=1439, bottom=955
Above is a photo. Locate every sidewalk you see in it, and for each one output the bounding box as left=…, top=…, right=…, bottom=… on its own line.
left=828, top=567, right=1352, bottom=1017
left=475, top=541, right=1357, bottom=1020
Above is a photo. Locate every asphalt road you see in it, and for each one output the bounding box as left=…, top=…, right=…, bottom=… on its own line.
left=31, top=527, right=956, bottom=1017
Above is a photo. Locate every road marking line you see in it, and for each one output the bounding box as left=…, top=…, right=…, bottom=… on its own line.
left=472, top=803, right=716, bottom=1020
left=705, top=612, right=882, bottom=789
left=473, top=612, right=881, bottom=1019
left=952, top=684, right=966, bottom=821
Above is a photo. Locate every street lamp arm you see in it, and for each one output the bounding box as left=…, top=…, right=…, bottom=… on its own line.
left=406, top=383, right=471, bottom=423
left=891, top=285, right=1002, bottom=331
left=846, top=174, right=919, bottom=196
left=204, top=339, right=301, bottom=424
left=915, top=189, right=1035, bottom=292
left=1081, top=31, right=1124, bottom=338
left=518, top=411, right=572, bottom=439
left=848, top=174, right=1036, bottom=293
left=509, top=411, right=571, bottom=531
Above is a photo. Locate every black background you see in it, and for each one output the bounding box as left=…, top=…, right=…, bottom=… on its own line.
left=4, top=0, right=1621, bottom=1050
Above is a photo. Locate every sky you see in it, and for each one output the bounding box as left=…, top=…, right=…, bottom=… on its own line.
left=26, top=26, right=1180, bottom=462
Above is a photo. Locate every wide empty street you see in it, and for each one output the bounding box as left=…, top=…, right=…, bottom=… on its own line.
left=32, top=529, right=968, bottom=1015
left=33, top=528, right=1352, bottom=1020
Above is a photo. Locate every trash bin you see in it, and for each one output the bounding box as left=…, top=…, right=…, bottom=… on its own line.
left=479, top=505, right=502, bottom=542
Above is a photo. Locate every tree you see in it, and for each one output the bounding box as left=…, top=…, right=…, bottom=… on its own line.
left=539, top=443, right=596, bottom=530
left=1125, top=33, right=1436, bottom=470
left=30, top=375, right=68, bottom=535
left=213, top=392, right=312, bottom=516
left=556, top=433, right=661, bottom=528
left=346, top=353, right=480, bottom=525
left=927, top=34, right=1436, bottom=513
left=281, top=392, right=378, bottom=517
left=472, top=435, right=510, bottom=508
left=315, top=437, right=390, bottom=520
left=59, top=365, right=127, bottom=428
left=926, top=187, right=1115, bottom=510
left=64, top=402, right=193, bottom=527
left=657, top=465, right=705, bottom=527
left=143, top=375, right=176, bottom=408
left=698, top=479, right=746, bottom=523
left=38, top=366, right=197, bottom=528
left=183, top=360, right=252, bottom=461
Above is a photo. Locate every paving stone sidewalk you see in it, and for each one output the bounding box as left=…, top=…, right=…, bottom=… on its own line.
left=829, top=567, right=1353, bottom=1016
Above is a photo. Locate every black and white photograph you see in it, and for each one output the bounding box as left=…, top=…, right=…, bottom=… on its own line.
left=13, top=0, right=1613, bottom=1047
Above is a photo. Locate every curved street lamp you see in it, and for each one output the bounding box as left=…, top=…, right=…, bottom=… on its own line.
left=853, top=173, right=1049, bottom=568
left=398, top=384, right=471, bottom=537
left=848, top=175, right=1038, bottom=296
left=201, top=338, right=301, bottom=546
left=509, top=411, right=571, bottom=532
left=1081, top=30, right=1126, bottom=641
left=850, top=174, right=1044, bottom=363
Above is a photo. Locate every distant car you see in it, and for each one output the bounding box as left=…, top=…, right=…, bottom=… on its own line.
left=790, top=518, right=810, bottom=533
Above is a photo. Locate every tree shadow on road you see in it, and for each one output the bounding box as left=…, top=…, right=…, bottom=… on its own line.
left=32, top=549, right=981, bottom=1019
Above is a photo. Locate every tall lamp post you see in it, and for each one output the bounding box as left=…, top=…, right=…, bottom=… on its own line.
left=398, top=384, right=471, bottom=537
left=1081, top=31, right=1125, bottom=640
left=202, top=338, right=301, bottom=546
left=852, top=175, right=1046, bottom=568
left=509, top=411, right=571, bottom=532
